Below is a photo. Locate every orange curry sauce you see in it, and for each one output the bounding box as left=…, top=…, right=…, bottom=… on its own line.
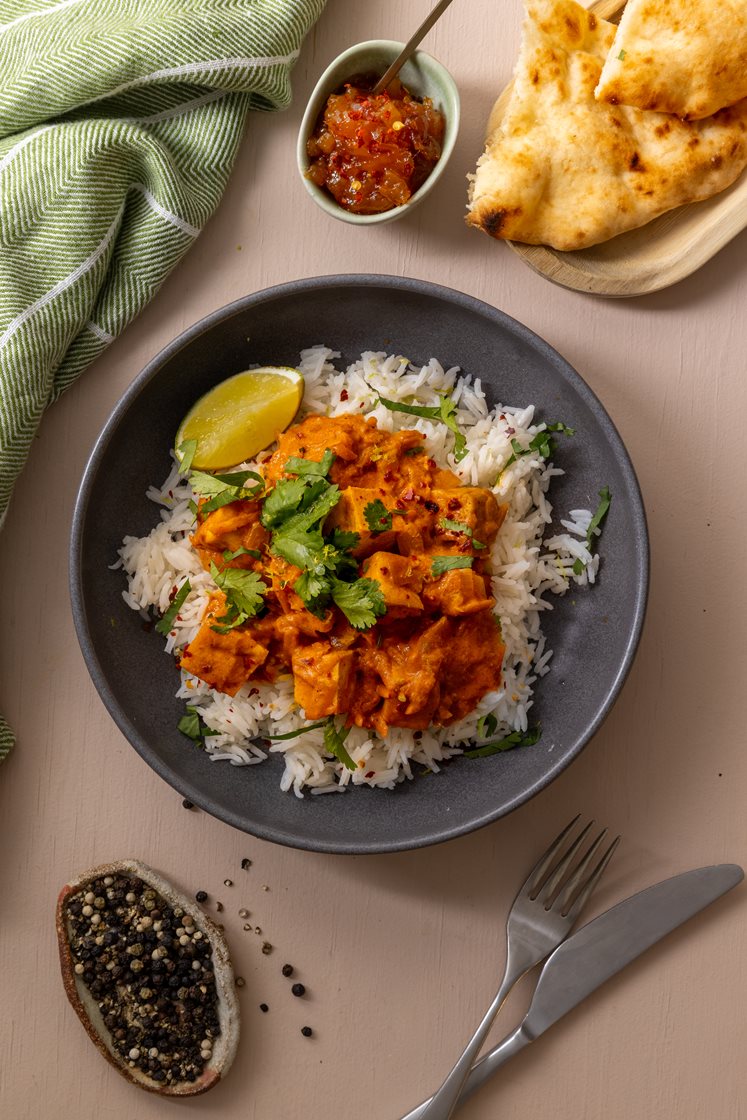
left=181, top=415, right=506, bottom=737
left=305, top=78, right=445, bottom=214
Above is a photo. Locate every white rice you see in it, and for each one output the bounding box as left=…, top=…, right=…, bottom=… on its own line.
left=116, top=347, right=601, bottom=796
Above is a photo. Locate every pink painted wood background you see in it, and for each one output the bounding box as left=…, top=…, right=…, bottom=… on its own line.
left=1, top=2, right=745, bottom=1117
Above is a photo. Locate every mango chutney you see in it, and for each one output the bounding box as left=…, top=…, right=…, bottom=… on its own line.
left=305, top=78, right=445, bottom=214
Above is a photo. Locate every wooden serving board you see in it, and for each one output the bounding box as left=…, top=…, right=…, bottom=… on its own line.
left=491, top=0, right=747, bottom=297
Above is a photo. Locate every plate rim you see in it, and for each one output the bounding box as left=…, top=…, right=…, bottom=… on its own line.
left=70, top=273, right=650, bottom=853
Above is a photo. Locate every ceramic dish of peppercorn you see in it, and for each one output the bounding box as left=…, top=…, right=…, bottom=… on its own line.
left=297, top=39, right=460, bottom=224
left=56, top=860, right=240, bottom=1097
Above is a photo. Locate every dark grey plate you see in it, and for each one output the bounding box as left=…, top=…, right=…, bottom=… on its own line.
left=70, top=275, right=648, bottom=854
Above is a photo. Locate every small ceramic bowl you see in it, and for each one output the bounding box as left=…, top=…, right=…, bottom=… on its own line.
left=296, top=39, right=460, bottom=225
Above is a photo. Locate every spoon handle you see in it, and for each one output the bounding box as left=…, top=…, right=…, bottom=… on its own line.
left=372, top=0, right=457, bottom=94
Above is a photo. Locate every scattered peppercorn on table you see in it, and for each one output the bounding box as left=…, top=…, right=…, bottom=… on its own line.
left=1, top=2, right=746, bottom=1118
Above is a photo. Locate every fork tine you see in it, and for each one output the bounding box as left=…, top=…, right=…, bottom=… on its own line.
left=525, top=814, right=582, bottom=896
left=533, top=819, right=595, bottom=903
left=553, top=827, right=609, bottom=912
left=561, top=834, right=621, bottom=920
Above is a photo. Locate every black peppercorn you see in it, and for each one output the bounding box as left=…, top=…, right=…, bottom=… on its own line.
left=301, top=1026, right=313, bottom=1037
left=259, top=1003, right=269, bottom=1013
left=241, top=858, right=252, bottom=870
left=195, top=890, right=208, bottom=903
left=182, top=799, right=195, bottom=810
left=64, top=873, right=224, bottom=1086
left=281, top=963, right=294, bottom=977
left=291, top=983, right=306, bottom=997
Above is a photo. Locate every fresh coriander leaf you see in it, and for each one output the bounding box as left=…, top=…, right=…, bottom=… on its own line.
left=528, top=430, right=554, bottom=459
left=323, top=719, right=356, bottom=771
left=200, top=489, right=242, bottom=514
left=294, top=568, right=331, bottom=610
left=222, top=546, right=261, bottom=562
left=330, top=529, right=360, bottom=552
left=284, top=449, right=335, bottom=478
left=271, top=524, right=326, bottom=571
left=376, top=391, right=468, bottom=462
left=404, top=445, right=425, bottom=456
left=431, top=555, right=474, bottom=577
left=212, top=563, right=267, bottom=615
left=364, top=498, right=403, bottom=534
left=261, top=477, right=308, bottom=528
left=178, top=705, right=206, bottom=741
left=282, top=484, right=341, bottom=533
left=440, top=517, right=472, bottom=535
left=191, top=467, right=263, bottom=514
left=438, top=395, right=468, bottom=462
left=330, top=577, right=386, bottom=629
left=265, top=719, right=330, bottom=741
left=376, top=395, right=441, bottom=420
left=155, top=579, right=191, bottom=635
left=187, top=499, right=198, bottom=517
left=439, top=517, right=486, bottom=550
left=477, top=712, right=498, bottom=740
left=189, top=469, right=233, bottom=497
left=215, top=469, right=263, bottom=489
left=572, top=487, right=611, bottom=579
left=465, top=726, right=541, bottom=758
left=503, top=422, right=574, bottom=471
left=587, top=486, right=611, bottom=543
left=617, top=48, right=626, bottom=59
left=177, top=439, right=198, bottom=474
left=209, top=562, right=266, bottom=631
left=545, top=422, right=575, bottom=436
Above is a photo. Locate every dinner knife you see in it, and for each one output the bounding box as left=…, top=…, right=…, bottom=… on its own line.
left=400, top=864, right=743, bottom=1120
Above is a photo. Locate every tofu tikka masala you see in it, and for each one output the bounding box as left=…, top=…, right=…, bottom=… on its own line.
left=181, top=414, right=506, bottom=737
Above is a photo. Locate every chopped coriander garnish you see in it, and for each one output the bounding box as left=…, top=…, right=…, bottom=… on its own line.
left=617, top=48, right=626, bottom=60
left=222, top=545, right=261, bottom=562
left=260, top=455, right=385, bottom=629
left=431, top=555, right=474, bottom=577
left=465, top=726, right=541, bottom=758
left=265, top=719, right=330, bottom=741
left=330, top=529, right=360, bottom=552
left=209, top=561, right=267, bottom=633
left=284, top=449, right=335, bottom=478
left=545, top=422, right=576, bottom=436
left=261, top=476, right=309, bottom=528
left=503, top=422, right=574, bottom=470
left=177, top=439, right=198, bottom=474
left=330, top=576, right=386, bottom=630
left=155, top=579, right=191, bottom=635
left=572, top=486, right=612, bottom=576
left=363, top=498, right=404, bottom=534
left=376, top=391, right=468, bottom=461
left=439, top=517, right=486, bottom=549
left=476, top=712, right=499, bottom=740
left=190, top=467, right=263, bottom=513
left=178, top=705, right=209, bottom=741
left=323, top=720, right=356, bottom=771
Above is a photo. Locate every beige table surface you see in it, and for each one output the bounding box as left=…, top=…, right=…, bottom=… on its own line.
left=1, top=2, right=746, bottom=1118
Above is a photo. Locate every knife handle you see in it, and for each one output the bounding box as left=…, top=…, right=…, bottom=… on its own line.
left=398, top=1025, right=532, bottom=1120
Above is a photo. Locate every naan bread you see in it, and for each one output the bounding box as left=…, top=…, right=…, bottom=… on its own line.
left=466, top=0, right=747, bottom=251
left=596, top=0, right=747, bottom=120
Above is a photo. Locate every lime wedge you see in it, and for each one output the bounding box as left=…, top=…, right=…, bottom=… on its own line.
left=175, top=367, right=304, bottom=470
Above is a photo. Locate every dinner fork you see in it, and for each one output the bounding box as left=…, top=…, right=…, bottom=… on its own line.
left=413, top=816, right=620, bottom=1120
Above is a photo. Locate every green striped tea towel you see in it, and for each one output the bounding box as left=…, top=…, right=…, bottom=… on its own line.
left=0, top=0, right=327, bottom=762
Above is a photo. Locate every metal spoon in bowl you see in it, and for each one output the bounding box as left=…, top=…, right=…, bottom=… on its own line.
left=372, top=0, right=457, bottom=94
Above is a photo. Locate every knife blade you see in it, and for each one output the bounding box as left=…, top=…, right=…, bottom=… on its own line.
left=400, top=864, right=743, bottom=1120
